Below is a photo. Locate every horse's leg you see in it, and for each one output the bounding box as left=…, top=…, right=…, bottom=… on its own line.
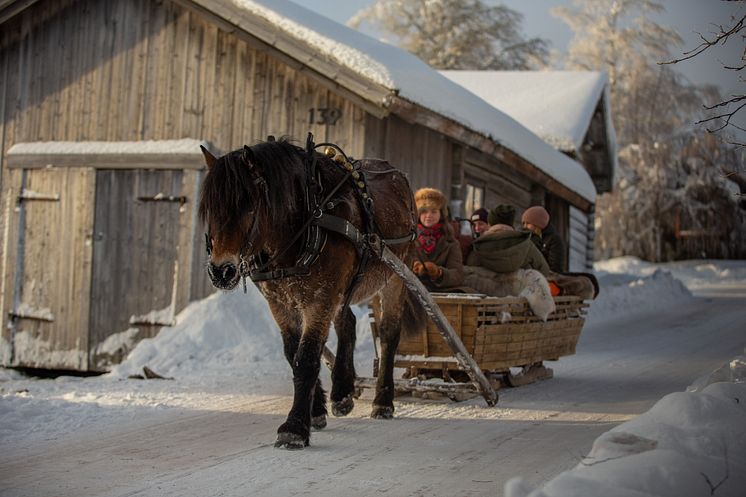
left=275, top=308, right=333, bottom=449
left=371, top=283, right=406, bottom=419
left=278, top=325, right=328, bottom=431
left=331, top=305, right=356, bottom=417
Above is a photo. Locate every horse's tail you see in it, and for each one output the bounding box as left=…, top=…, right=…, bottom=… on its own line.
left=400, top=286, right=427, bottom=339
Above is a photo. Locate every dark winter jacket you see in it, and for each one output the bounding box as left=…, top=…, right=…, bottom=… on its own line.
left=416, top=223, right=465, bottom=291
left=466, top=225, right=551, bottom=276
left=529, top=225, right=567, bottom=273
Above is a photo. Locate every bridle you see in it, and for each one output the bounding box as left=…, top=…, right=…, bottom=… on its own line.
left=205, top=134, right=416, bottom=294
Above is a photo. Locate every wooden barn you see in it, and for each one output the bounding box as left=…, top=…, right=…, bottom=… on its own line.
left=0, top=0, right=597, bottom=371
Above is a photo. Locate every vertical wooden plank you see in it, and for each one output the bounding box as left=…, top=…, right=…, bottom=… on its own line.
left=0, top=169, right=23, bottom=366
left=195, top=20, right=218, bottom=143
left=180, top=10, right=206, bottom=140
left=175, top=170, right=196, bottom=311
left=211, top=27, right=237, bottom=147
left=231, top=36, right=252, bottom=148
left=251, top=51, right=268, bottom=140
left=141, top=0, right=167, bottom=140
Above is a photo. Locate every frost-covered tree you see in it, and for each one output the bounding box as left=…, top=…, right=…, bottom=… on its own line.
left=553, top=0, right=687, bottom=145
left=348, top=0, right=549, bottom=70
left=596, top=133, right=746, bottom=260
left=555, top=0, right=745, bottom=261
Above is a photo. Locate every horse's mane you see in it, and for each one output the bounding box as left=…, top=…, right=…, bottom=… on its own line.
left=199, top=138, right=306, bottom=234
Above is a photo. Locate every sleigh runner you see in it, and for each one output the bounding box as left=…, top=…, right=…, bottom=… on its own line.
left=355, top=293, right=589, bottom=402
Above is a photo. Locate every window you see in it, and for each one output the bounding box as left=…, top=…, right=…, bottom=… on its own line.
left=465, top=183, right=484, bottom=216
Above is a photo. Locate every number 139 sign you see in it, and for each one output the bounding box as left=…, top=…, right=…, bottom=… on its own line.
left=308, top=107, right=342, bottom=125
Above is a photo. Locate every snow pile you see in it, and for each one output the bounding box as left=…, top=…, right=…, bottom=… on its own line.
left=109, top=285, right=284, bottom=379
left=587, top=265, right=693, bottom=323
left=595, top=256, right=746, bottom=293
left=505, top=353, right=746, bottom=497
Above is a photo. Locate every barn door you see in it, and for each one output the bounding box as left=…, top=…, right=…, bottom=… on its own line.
left=4, top=168, right=96, bottom=370
left=88, top=170, right=186, bottom=370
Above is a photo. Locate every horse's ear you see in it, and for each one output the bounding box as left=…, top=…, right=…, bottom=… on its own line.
left=267, top=135, right=276, bottom=142
left=201, top=145, right=217, bottom=170
left=242, top=145, right=256, bottom=167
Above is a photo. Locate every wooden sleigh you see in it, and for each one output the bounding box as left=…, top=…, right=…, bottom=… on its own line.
left=353, top=293, right=589, bottom=403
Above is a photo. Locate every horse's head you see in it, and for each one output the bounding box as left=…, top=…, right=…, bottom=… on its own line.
left=199, top=145, right=267, bottom=291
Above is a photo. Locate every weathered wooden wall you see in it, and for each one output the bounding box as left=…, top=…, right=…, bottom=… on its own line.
left=364, top=114, right=453, bottom=196
left=0, top=0, right=367, bottom=153
left=0, top=0, right=371, bottom=370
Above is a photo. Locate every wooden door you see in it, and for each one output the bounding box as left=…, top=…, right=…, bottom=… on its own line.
left=3, top=168, right=95, bottom=370
left=88, top=170, right=186, bottom=370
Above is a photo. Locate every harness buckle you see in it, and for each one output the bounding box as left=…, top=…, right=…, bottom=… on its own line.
left=366, top=232, right=383, bottom=257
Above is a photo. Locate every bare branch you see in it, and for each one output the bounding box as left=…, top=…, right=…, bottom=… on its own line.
left=697, top=101, right=746, bottom=132
left=703, top=94, right=746, bottom=111
left=659, top=14, right=746, bottom=65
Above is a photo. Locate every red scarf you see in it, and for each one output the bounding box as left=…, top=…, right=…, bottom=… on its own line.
left=417, top=222, right=444, bottom=255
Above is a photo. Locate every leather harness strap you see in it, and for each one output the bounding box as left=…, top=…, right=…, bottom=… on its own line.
left=242, top=134, right=414, bottom=287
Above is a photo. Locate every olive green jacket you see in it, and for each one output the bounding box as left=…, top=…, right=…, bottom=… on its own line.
left=466, top=228, right=551, bottom=276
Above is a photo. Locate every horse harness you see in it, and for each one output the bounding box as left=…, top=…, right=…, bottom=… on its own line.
left=218, top=134, right=416, bottom=295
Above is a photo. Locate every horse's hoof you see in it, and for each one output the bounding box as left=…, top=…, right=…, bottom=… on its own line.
left=275, top=432, right=309, bottom=450
left=332, top=395, right=354, bottom=417
left=371, top=405, right=394, bottom=419
left=311, top=414, right=327, bottom=430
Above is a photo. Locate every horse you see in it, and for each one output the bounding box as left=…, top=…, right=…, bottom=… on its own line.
left=199, top=136, right=425, bottom=449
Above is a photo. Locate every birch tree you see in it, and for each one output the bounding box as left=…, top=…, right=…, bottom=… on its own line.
left=555, top=0, right=745, bottom=260
left=348, top=0, right=548, bottom=70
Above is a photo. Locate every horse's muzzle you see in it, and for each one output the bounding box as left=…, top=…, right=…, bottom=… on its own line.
left=208, top=261, right=240, bottom=290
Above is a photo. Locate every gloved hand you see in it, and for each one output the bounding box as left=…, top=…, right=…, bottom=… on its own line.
left=423, top=261, right=443, bottom=280
left=412, top=261, right=425, bottom=276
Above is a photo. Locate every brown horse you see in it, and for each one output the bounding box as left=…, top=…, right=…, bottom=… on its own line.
left=199, top=137, right=424, bottom=449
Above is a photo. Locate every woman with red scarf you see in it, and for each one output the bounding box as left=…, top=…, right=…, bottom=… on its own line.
left=412, top=188, right=464, bottom=292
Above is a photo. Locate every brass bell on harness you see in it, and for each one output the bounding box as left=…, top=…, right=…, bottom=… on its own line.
left=357, top=181, right=365, bottom=190
left=324, top=146, right=336, bottom=158
left=344, top=161, right=353, bottom=170
left=351, top=171, right=360, bottom=180
left=333, top=154, right=346, bottom=164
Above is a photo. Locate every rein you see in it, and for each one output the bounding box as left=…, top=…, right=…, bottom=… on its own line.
left=229, top=133, right=415, bottom=292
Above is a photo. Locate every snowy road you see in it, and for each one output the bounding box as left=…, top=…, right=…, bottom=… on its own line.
left=1, top=280, right=745, bottom=497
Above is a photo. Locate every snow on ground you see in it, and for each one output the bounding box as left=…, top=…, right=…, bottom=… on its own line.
left=1, top=258, right=745, bottom=497
left=506, top=355, right=746, bottom=497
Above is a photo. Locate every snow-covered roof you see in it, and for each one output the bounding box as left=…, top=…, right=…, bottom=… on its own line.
left=7, top=139, right=207, bottom=155
left=6, top=139, right=209, bottom=169
left=439, top=71, right=610, bottom=154
left=192, top=0, right=596, bottom=203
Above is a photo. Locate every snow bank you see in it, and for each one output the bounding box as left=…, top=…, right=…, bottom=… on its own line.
left=587, top=267, right=693, bottom=324
left=109, top=285, right=284, bottom=379
left=505, top=352, right=746, bottom=497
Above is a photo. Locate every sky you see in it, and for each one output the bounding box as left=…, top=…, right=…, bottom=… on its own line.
left=289, top=0, right=744, bottom=107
